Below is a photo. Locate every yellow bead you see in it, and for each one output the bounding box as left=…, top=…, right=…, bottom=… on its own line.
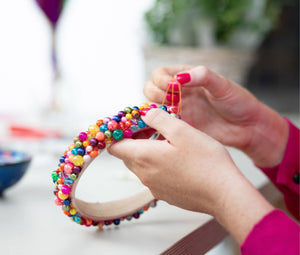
left=139, top=102, right=149, bottom=109
left=58, top=191, right=68, bottom=200
left=83, top=141, right=89, bottom=147
left=68, top=155, right=74, bottom=163
left=70, top=208, right=76, bottom=215
left=68, top=144, right=75, bottom=151
left=89, top=125, right=99, bottom=136
left=73, top=155, right=84, bottom=166
left=125, top=113, right=132, bottom=119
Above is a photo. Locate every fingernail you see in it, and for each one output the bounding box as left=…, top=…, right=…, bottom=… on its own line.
left=176, top=73, right=191, bottom=84
left=166, top=93, right=179, bottom=103
left=168, top=80, right=179, bottom=91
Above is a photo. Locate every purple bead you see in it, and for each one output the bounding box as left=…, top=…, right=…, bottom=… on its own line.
left=133, top=212, right=140, bottom=219
left=73, top=166, right=81, bottom=174
left=89, top=138, right=98, bottom=146
left=78, top=132, right=88, bottom=141
left=118, top=111, right=125, bottom=117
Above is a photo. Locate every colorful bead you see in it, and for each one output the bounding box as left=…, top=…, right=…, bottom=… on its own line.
left=70, top=174, right=77, bottom=181
left=63, top=177, right=73, bottom=185
left=100, top=124, right=108, bottom=133
left=78, top=132, right=88, bottom=141
left=89, top=138, right=98, bottom=147
left=83, top=155, right=92, bottom=163
left=77, top=148, right=85, bottom=156
left=73, top=155, right=84, bottom=166
left=125, top=113, right=132, bottom=119
left=138, top=119, right=147, bottom=128
left=131, top=110, right=140, bottom=119
left=107, top=120, right=118, bottom=131
left=124, top=107, right=131, bottom=113
left=73, top=166, right=82, bottom=174
left=62, top=205, right=70, bottom=211
left=89, top=125, right=99, bottom=136
left=58, top=191, right=68, bottom=200
left=104, top=130, right=112, bottom=138
left=96, top=132, right=105, bottom=141
left=139, top=102, right=149, bottom=109
left=70, top=208, right=76, bottom=215
left=112, top=129, right=123, bottom=140
left=90, top=150, right=98, bottom=158
left=61, top=185, right=71, bottom=195
left=73, top=214, right=81, bottom=223
left=63, top=199, right=71, bottom=206
left=123, top=129, right=133, bottom=138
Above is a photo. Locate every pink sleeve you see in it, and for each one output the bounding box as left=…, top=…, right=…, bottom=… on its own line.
left=241, top=210, right=300, bottom=255
left=241, top=119, right=300, bottom=254
left=258, top=119, right=299, bottom=220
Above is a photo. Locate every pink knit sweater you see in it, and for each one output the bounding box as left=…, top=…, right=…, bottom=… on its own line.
left=241, top=119, right=300, bottom=254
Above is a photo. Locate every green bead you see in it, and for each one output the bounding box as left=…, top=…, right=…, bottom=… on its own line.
left=170, top=113, right=177, bottom=118
left=70, top=174, right=77, bottom=181
left=124, top=107, right=132, bottom=113
left=112, top=129, right=123, bottom=140
left=126, top=216, right=132, bottom=221
left=62, top=205, right=70, bottom=211
left=52, top=172, right=59, bottom=181
left=75, top=140, right=82, bottom=148
left=105, top=130, right=112, bottom=138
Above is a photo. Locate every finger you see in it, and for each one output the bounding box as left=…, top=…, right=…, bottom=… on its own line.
left=143, top=81, right=165, bottom=103
left=152, top=65, right=193, bottom=90
left=176, top=66, right=238, bottom=99
left=142, top=108, right=192, bottom=146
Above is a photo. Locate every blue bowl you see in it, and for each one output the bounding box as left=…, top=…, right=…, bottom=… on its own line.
left=0, top=150, right=31, bottom=195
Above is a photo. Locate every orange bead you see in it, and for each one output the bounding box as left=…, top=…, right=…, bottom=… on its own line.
left=86, top=219, right=93, bottom=225
left=125, top=121, right=131, bottom=128
left=144, top=206, right=149, bottom=211
left=96, top=132, right=105, bottom=141
left=96, top=119, right=104, bottom=127
left=57, top=178, right=63, bottom=185
left=90, top=150, right=98, bottom=158
left=64, top=210, right=70, bottom=216
left=59, top=163, right=65, bottom=171
left=68, top=144, right=75, bottom=151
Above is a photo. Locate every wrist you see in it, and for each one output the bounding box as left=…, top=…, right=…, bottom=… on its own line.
left=214, top=172, right=274, bottom=244
left=243, top=105, right=289, bottom=168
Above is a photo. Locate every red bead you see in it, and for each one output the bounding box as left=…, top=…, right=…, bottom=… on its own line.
left=168, top=105, right=178, bottom=114
left=98, top=141, right=106, bottom=149
left=140, top=107, right=150, bottom=116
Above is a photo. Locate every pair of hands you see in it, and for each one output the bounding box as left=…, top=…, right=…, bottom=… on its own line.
left=108, top=65, right=288, bottom=244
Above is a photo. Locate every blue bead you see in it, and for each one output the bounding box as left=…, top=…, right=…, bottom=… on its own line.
left=132, top=106, right=139, bottom=110
left=100, top=124, right=108, bottom=133
left=77, top=148, right=85, bottom=156
left=159, top=105, right=167, bottom=111
left=138, top=119, right=147, bottom=128
left=112, top=115, right=121, bottom=122
left=59, top=156, right=65, bottom=163
left=71, top=148, right=78, bottom=155
left=63, top=199, right=71, bottom=206
left=63, top=177, right=73, bottom=185
left=104, top=221, right=111, bottom=225
left=138, top=209, right=144, bottom=214
left=113, top=219, right=120, bottom=225
left=131, top=125, right=139, bottom=132
left=73, top=214, right=81, bottom=223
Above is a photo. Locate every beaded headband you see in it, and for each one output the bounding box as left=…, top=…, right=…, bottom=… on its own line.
left=52, top=80, right=182, bottom=228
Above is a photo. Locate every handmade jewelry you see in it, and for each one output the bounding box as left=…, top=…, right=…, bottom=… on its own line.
left=52, top=102, right=181, bottom=228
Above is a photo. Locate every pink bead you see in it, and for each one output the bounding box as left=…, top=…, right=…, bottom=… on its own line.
left=149, top=104, right=157, bottom=109
left=107, top=120, right=118, bottom=131
left=123, top=129, right=133, bottom=138
left=64, top=163, right=73, bottom=174
left=55, top=197, right=63, bottom=206
left=61, top=185, right=71, bottom=195
left=79, top=132, right=88, bottom=141
left=121, top=117, right=127, bottom=123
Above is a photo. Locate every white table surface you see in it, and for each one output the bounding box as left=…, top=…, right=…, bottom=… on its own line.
left=0, top=114, right=298, bottom=255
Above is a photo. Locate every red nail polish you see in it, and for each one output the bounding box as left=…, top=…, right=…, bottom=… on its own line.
left=176, top=73, right=191, bottom=84
left=166, top=93, right=179, bottom=103
left=168, top=80, right=179, bottom=91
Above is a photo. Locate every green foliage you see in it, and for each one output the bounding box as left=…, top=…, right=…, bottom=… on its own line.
left=145, top=0, right=283, bottom=46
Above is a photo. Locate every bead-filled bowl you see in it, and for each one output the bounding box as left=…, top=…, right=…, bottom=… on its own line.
left=0, top=150, right=31, bottom=195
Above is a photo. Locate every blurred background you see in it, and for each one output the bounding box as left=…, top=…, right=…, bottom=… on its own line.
left=0, top=0, right=298, bottom=254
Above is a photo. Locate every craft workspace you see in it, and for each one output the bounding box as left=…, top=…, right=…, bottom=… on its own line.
left=0, top=1, right=298, bottom=254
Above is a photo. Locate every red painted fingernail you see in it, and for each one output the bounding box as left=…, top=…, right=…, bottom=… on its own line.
left=168, top=80, right=179, bottom=91
left=176, top=73, right=191, bottom=84
left=166, top=93, right=179, bottom=103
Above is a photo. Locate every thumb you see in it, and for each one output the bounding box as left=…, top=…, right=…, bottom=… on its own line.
left=142, top=108, right=193, bottom=146
left=176, top=66, right=238, bottom=99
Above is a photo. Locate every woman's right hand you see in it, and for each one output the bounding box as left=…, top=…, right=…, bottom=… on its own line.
left=144, top=65, right=289, bottom=167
